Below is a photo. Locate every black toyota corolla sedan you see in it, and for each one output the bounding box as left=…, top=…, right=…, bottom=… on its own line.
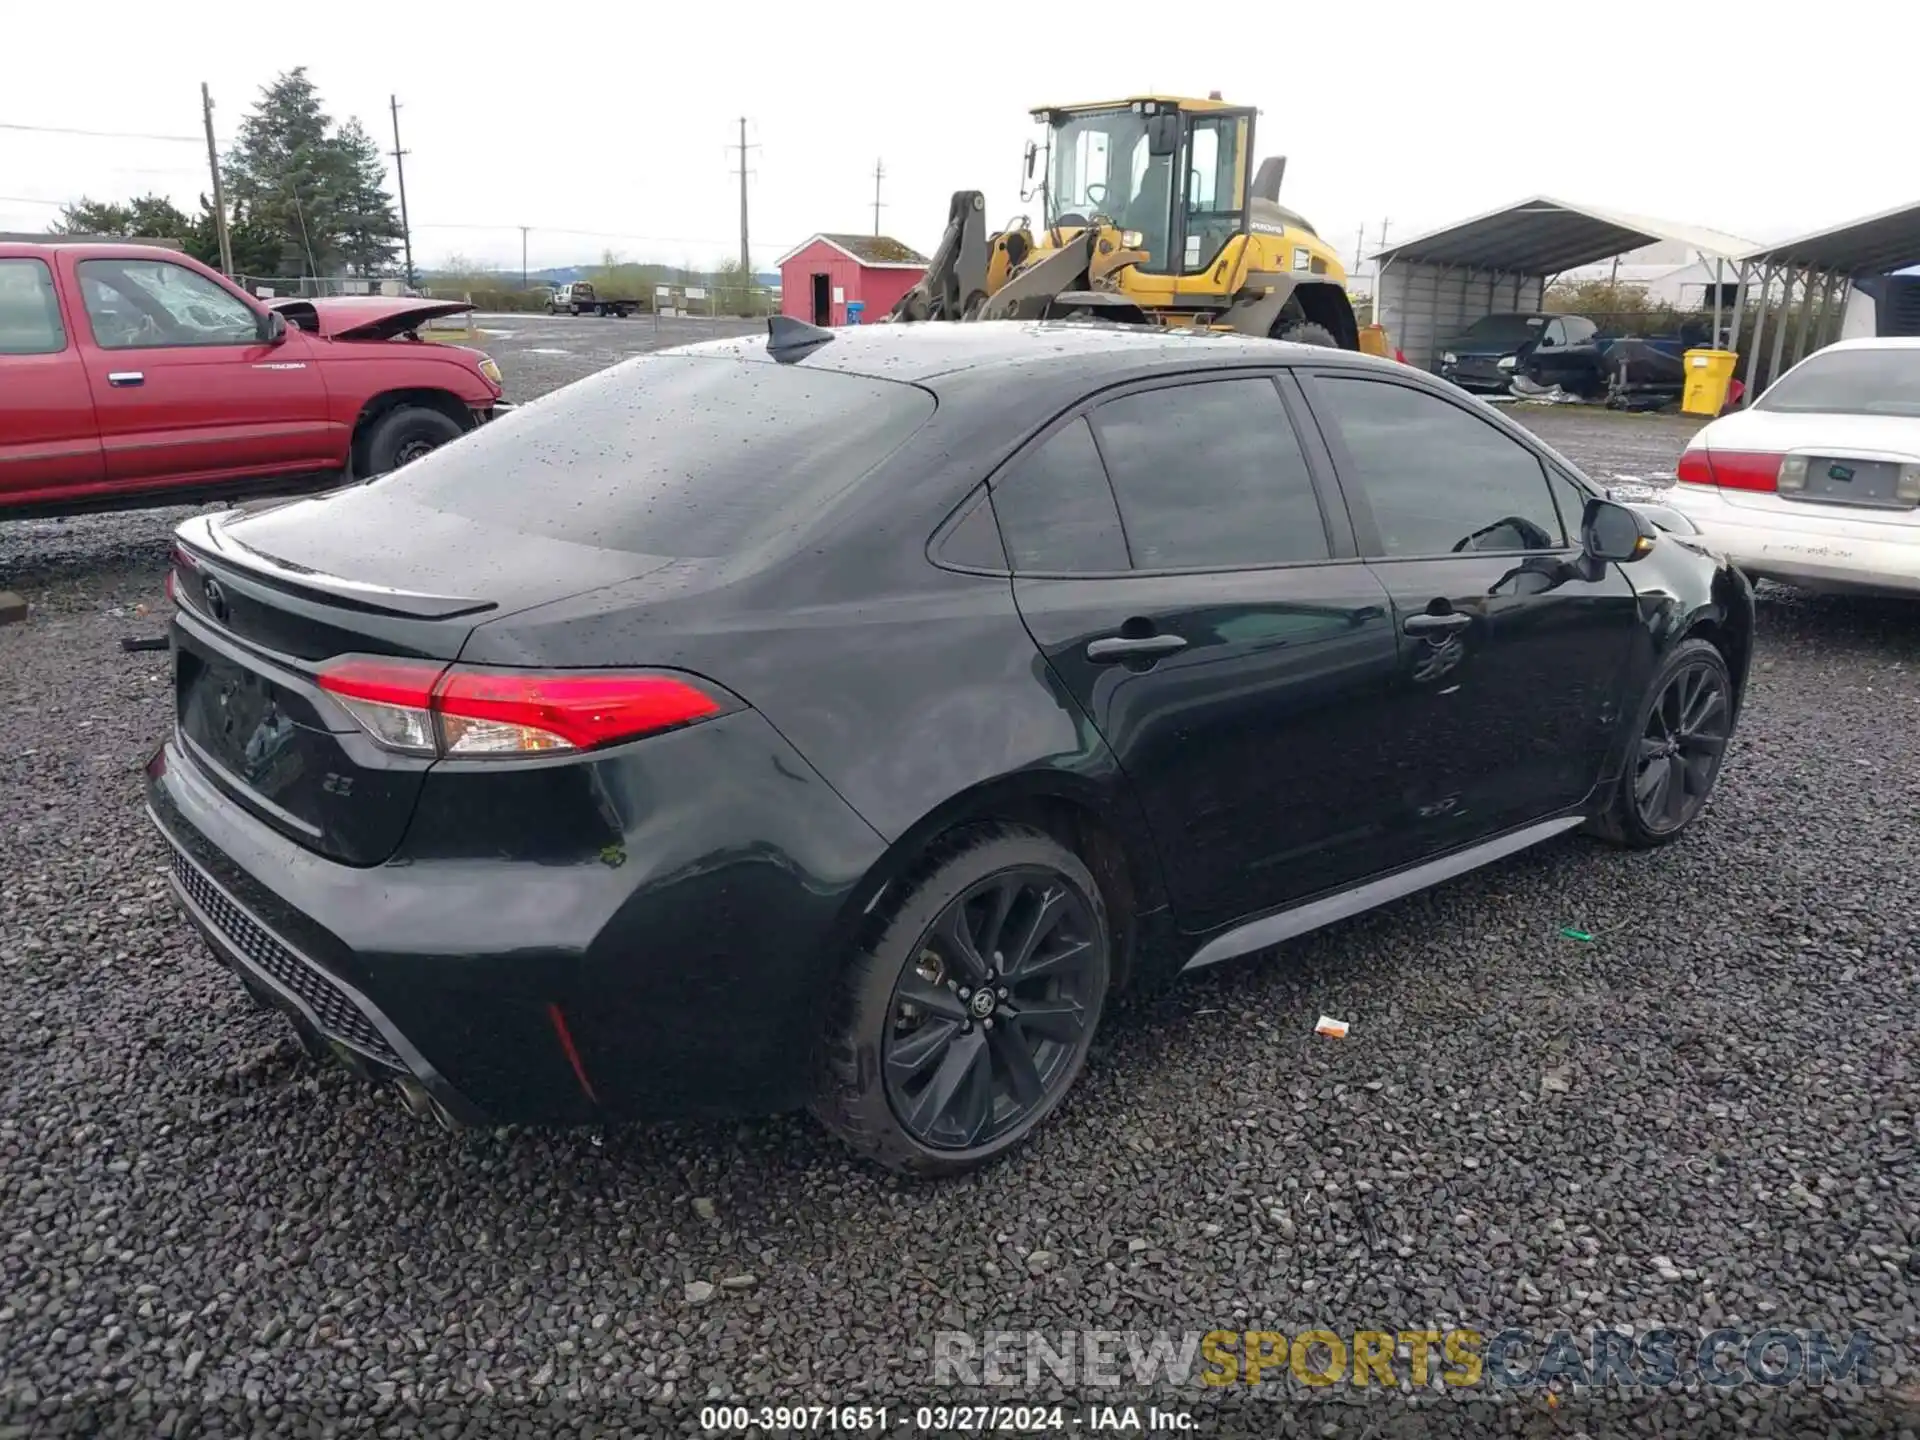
left=148, top=318, right=1753, bottom=1175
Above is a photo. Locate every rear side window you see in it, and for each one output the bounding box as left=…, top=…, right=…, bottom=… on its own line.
left=0, top=259, right=65, bottom=355
left=1312, top=377, right=1565, bottom=557
left=1092, top=378, right=1331, bottom=569
left=373, top=356, right=934, bottom=557
left=990, top=418, right=1130, bottom=573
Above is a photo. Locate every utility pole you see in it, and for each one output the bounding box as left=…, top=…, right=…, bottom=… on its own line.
left=200, top=83, right=234, bottom=277
left=1373, top=219, right=1390, bottom=325
left=872, top=159, right=886, bottom=236
left=389, top=95, right=414, bottom=289
left=1351, top=222, right=1365, bottom=276
left=731, top=118, right=758, bottom=274
left=519, top=226, right=530, bottom=291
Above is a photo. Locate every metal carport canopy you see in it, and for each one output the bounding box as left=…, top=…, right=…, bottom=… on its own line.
left=1370, top=196, right=1754, bottom=370
left=1738, top=197, right=1920, bottom=273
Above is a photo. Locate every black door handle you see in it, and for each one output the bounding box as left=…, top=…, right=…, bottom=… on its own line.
left=1404, top=611, right=1472, bottom=636
left=1086, top=632, right=1188, bottom=663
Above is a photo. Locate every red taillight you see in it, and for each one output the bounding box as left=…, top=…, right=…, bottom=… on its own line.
left=1683, top=448, right=1781, bottom=493
left=316, top=656, right=447, bottom=710
left=167, top=543, right=199, bottom=606
left=315, top=655, right=734, bottom=758
left=1676, top=448, right=1716, bottom=486
left=436, top=669, right=726, bottom=753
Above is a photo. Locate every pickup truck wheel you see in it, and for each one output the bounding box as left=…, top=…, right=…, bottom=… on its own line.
left=363, top=405, right=465, bottom=477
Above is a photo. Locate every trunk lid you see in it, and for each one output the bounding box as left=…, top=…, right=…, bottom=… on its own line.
left=1704, top=409, right=1920, bottom=522
left=168, top=493, right=671, bottom=866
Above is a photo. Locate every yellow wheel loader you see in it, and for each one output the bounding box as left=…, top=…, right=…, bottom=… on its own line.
left=887, top=94, right=1364, bottom=349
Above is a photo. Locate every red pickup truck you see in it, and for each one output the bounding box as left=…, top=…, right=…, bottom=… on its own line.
left=0, top=241, right=509, bottom=520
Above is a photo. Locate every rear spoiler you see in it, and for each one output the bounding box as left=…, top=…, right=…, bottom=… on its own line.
left=176, top=513, right=497, bottom=621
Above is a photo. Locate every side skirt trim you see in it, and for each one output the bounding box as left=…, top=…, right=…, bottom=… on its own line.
left=1180, top=815, right=1586, bottom=972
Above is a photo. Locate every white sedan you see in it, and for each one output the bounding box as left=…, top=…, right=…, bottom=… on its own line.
left=1668, top=337, right=1920, bottom=596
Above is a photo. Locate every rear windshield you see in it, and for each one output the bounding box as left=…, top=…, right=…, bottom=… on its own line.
left=1459, top=315, right=1547, bottom=347
left=372, top=355, right=935, bottom=556
left=1758, top=347, right=1920, bottom=418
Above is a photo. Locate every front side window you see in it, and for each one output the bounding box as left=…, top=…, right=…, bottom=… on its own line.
left=1048, top=109, right=1170, bottom=272
left=1313, top=377, right=1565, bottom=558
left=1092, top=378, right=1330, bottom=570
left=76, top=258, right=260, bottom=350
left=0, top=259, right=65, bottom=355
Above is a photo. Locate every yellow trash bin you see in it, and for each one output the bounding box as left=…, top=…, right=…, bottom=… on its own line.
left=1683, top=349, right=1739, bottom=416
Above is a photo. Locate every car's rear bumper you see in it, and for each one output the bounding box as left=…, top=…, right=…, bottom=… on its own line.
left=1662, top=485, right=1920, bottom=595
left=146, top=708, right=888, bottom=1126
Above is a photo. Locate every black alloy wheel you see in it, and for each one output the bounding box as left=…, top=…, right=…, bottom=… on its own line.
left=883, top=867, right=1099, bottom=1150
left=1588, top=637, right=1734, bottom=849
left=1633, top=657, right=1730, bottom=835
left=813, top=825, right=1111, bottom=1175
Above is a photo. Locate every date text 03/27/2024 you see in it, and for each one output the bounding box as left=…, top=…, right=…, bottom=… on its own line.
left=699, top=1405, right=1196, bottom=1432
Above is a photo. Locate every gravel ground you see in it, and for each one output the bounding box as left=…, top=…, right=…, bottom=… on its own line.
left=2, top=336, right=1916, bottom=1438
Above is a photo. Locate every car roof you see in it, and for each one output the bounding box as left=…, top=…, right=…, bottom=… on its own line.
left=0, top=240, right=194, bottom=261
left=1806, top=335, right=1920, bottom=353
left=663, top=320, right=1402, bottom=385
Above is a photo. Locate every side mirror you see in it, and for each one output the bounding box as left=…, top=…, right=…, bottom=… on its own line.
left=1582, top=497, right=1657, bottom=562
left=1024, top=140, right=1037, bottom=180
left=261, top=309, right=288, bottom=345
left=1147, top=112, right=1180, bottom=157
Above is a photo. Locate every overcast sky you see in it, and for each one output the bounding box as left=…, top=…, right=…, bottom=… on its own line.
left=2, top=2, right=1905, bottom=279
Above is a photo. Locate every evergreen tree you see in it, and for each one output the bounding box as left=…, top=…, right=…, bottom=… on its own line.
left=330, top=118, right=403, bottom=275
left=221, top=67, right=404, bottom=278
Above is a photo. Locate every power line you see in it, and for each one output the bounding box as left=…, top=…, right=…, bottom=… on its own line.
left=412, top=220, right=801, bottom=250
left=0, top=120, right=200, bottom=143
left=0, top=196, right=63, bottom=207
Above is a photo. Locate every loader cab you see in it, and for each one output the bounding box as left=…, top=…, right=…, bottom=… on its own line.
left=1036, top=97, right=1255, bottom=278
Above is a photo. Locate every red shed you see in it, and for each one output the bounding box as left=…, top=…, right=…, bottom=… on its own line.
left=777, top=233, right=929, bottom=327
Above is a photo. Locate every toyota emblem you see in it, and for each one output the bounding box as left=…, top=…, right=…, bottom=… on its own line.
left=202, top=576, right=230, bottom=623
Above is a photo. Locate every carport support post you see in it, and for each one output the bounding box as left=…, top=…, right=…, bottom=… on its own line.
left=1710, top=258, right=1723, bottom=347
left=1725, top=262, right=1751, bottom=357
left=1786, top=267, right=1822, bottom=367
left=1742, top=265, right=1776, bottom=399
left=1768, top=268, right=1802, bottom=392
left=1802, top=272, right=1841, bottom=358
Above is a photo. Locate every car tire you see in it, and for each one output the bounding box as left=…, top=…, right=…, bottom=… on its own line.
left=1276, top=320, right=1340, bottom=348
left=1586, top=637, right=1734, bottom=849
left=362, top=405, right=465, bottom=477
left=812, top=824, right=1111, bottom=1176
